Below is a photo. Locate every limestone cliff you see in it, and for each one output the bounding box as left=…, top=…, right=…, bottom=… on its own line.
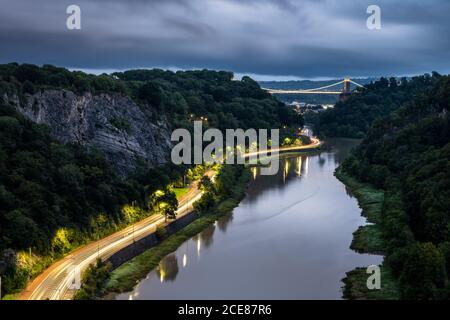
left=7, top=90, right=172, bottom=175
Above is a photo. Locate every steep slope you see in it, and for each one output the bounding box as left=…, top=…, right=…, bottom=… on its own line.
left=311, top=75, right=438, bottom=138
left=5, top=90, right=172, bottom=175
left=341, top=73, right=450, bottom=299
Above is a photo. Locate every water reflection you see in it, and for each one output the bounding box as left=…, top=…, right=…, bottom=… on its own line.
left=200, top=225, right=215, bottom=248
left=318, top=154, right=326, bottom=168
left=217, top=214, right=233, bottom=232
left=246, top=155, right=309, bottom=204
left=157, top=254, right=179, bottom=282
left=182, top=253, right=187, bottom=268
left=117, top=138, right=382, bottom=300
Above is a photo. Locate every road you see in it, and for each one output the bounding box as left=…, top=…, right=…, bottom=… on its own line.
left=243, top=137, right=322, bottom=158
left=20, top=173, right=212, bottom=300
left=20, top=137, right=321, bottom=300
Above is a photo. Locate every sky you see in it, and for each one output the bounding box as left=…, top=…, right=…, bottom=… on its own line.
left=0, top=0, right=449, bottom=80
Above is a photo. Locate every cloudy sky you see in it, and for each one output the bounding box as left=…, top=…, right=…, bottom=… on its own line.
left=0, top=0, right=449, bottom=79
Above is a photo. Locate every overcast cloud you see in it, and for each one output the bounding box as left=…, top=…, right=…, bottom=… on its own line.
left=0, top=0, right=449, bottom=79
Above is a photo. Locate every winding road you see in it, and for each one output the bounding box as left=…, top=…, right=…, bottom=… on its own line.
left=20, top=175, right=208, bottom=300
left=20, top=137, right=321, bottom=300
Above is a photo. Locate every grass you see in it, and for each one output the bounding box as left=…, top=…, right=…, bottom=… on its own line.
left=173, top=187, right=189, bottom=200
left=335, top=168, right=383, bottom=224
left=105, top=213, right=220, bottom=293
left=103, top=169, right=250, bottom=295
left=342, top=265, right=400, bottom=300
left=350, top=225, right=385, bottom=254
left=8, top=209, right=156, bottom=299
left=335, top=168, right=385, bottom=253
left=335, top=167, right=399, bottom=299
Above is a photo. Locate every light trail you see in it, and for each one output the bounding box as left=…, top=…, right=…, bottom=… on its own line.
left=22, top=137, right=321, bottom=300
left=22, top=173, right=211, bottom=300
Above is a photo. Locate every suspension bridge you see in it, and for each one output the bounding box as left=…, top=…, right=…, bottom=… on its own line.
left=262, top=78, right=366, bottom=95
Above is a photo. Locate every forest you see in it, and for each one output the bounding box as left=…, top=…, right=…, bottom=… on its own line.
left=0, top=63, right=303, bottom=296
left=341, top=73, right=450, bottom=298
left=0, top=63, right=302, bottom=132
left=310, top=74, right=439, bottom=138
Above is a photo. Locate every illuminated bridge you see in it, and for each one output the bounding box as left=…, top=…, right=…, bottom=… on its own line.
left=262, top=78, right=365, bottom=95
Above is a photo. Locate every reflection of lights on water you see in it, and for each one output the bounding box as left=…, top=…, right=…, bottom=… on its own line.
left=283, top=161, right=290, bottom=182
left=159, top=268, right=166, bottom=283
left=251, top=167, right=257, bottom=179
left=296, top=157, right=302, bottom=176
left=197, top=238, right=201, bottom=257
left=183, top=253, right=187, bottom=267
left=304, top=157, right=309, bottom=176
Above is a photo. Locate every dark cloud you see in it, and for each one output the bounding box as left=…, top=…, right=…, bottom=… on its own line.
left=0, top=0, right=449, bottom=78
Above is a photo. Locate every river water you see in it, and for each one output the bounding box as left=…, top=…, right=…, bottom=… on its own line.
left=117, top=138, right=382, bottom=300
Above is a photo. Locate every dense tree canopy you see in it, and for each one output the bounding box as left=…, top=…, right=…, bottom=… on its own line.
left=0, top=63, right=304, bottom=296
left=0, top=103, right=188, bottom=254
left=310, top=74, right=440, bottom=138
left=341, top=73, right=450, bottom=299
left=0, top=63, right=303, bottom=132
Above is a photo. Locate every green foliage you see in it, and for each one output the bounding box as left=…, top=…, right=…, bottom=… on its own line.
left=314, top=74, right=441, bottom=138
left=113, top=68, right=303, bottom=130
left=109, top=117, right=132, bottom=133
left=0, top=63, right=304, bottom=131
left=155, top=226, right=167, bottom=240
left=74, top=259, right=112, bottom=300
left=0, top=62, right=303, bottom=297
left=341, top=73, right=450, bottom=299
left=22, top=80, right=35, bottom=94
left=0, top=102, right=182, bottom=296
left=342, top=265, right=400, bottom=300
left=172, top=187, right=189, bottom=200
left=198, top=176, right=216, bottom=194
left=149, top=189, right=178, bottom=220
left=399, top=243, right=446, bottom=299
left=350, top=225, right=385, bottom=254
left=0, top=63, right=130, bottom=97
left=105, top=165, right=249, bottom=295
left=0, top=104, right=146, bottom=255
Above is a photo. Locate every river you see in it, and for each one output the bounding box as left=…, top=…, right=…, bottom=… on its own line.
left=116, top=138, right=382, bottom=300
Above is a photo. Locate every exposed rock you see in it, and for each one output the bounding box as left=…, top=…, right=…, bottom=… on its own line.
left=9, top=90, right=172, bottom=175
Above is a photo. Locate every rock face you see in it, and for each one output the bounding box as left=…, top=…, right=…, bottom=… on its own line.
left=10, top=90, right=173, bottom=175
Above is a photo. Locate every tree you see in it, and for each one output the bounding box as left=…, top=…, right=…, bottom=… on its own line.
left=198, top=176, right=216, bottom=194
left=399, top=243, right=446, bottom=299
left=151, top=189, right=178, bottom=221
left=193, top=191, right=215, bottom=214
left=22, top=80, right=35, bottom=94
left=138, top=81, right=163, bottom=109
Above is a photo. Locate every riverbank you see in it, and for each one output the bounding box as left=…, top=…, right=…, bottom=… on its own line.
left=90, top=166, right=250, bottom=298
left=335, top=168, right=400, bottom=299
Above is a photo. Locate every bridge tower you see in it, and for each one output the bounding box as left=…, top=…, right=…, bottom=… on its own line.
left=343, top=78, right=351, bottom=94
left=339, top=78, right=351, bottom=102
